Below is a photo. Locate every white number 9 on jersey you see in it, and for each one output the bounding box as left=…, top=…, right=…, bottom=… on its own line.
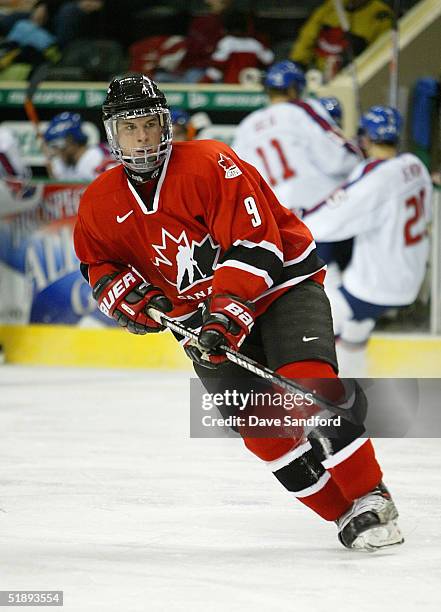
left=243, top=196, right=262, bottom=227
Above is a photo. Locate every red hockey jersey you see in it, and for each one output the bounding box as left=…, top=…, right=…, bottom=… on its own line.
left=74, top=140, right=324, bottom=324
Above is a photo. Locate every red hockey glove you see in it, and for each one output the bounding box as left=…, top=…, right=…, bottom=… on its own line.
left=186, top=295, right=255, bottom=368
left=92, top=269, right=172, bottom=334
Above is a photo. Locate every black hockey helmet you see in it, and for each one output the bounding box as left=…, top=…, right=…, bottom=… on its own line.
left=102, top=74, right=168, bottom=120
left=102, top=73, right=172, bottom=177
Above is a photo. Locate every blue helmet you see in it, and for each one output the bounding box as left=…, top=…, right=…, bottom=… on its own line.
left=319, top=96, right=343, bottom=124
left=44, top=112, right=87, bottom=147
left=170, top=108, right=190, bottom=127
left=264, top=60, right=306, bottom=94
left=358, top=105, right=402, bottom=144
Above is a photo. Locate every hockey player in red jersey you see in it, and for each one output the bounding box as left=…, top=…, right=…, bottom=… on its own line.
left=73, top=74, right=403, bottom=551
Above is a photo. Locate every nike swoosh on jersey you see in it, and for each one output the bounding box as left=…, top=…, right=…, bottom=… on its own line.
left=116, top=210, right=134, bottom=223
left=302, top=336, right=319, bottom=342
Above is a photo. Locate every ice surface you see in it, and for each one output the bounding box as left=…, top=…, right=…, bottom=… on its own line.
left=1, top=366, right=440, bottom=612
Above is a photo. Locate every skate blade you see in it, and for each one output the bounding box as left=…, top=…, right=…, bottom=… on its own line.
left=351, top=520, right=404, bottom=552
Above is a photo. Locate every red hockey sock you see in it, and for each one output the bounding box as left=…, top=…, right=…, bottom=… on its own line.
left=294, top=473, right=352, bottom=521
left=243, top=436, right=352, bottom=521
left=277, top=360, right=345, bottom=403
left=239, top=362, right=339, bottom=458
left=240, top=361, right=355, bottom=521
left=325, top=439, right=383, bottom=501
left=243, top=436, right=297, bottom=462
left=277, top=361, right=383, bottom=502
left=275, top=360, right=351, bottom=520
left=277, top=360, right=338, bottom=380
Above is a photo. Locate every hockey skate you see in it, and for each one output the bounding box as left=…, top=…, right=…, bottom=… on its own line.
left=336, top=482, right=404, bottom=552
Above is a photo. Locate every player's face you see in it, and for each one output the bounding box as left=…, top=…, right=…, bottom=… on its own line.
left=47, top=137, right=78, bottom=165
left=117, top=115, right=162, bottom=154
left=60, top=143, right=76, bottom=165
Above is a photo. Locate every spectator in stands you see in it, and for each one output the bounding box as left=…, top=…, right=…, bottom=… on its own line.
left=54, top=0, right=147, bottom=48
left=202, top=10, right=273, bottom=84
left=290, top=0, right=392, bottom=81
left=43, top=111, right=116, bottom=181
left=0, top=0, right=62, bottom=35
left=53, top=0, right=104, bottom=47
left=0, top=1, right=33, bottom=35
left=151, top=0, right=232, bottom=83
left=180, top=0, right=231, bottom=79
left=0, top=0, right=61, bottom=75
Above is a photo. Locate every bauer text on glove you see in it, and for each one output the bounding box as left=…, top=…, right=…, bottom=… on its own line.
left=92, top=268, right=172, bottom=334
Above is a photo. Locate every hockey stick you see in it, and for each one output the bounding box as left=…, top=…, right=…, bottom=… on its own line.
left=24, top=62, right=54, bottom=177
left=388, top=0, right=400, bottom=108
left=332, top=0, right=362, bottom=118
left=147, top=308, right=366, bottom=425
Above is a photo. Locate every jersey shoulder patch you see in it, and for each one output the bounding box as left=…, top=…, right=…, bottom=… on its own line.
left=217, top=152, right=242, bottom=179
left=171, top=140, right=243, bottom=180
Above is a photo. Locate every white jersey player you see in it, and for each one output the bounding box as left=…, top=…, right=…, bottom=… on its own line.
left=0, top=124, right=30, bottom=180
left=43, top=112, right=116, bottom=182
left=232, top=60, right=361, bottom=213
left=303, top=106, right=433, bottom=376
left=0, top=124, right=38, bottom=215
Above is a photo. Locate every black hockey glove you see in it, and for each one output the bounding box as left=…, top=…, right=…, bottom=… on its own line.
left=184, top=295, right=255, bottom=368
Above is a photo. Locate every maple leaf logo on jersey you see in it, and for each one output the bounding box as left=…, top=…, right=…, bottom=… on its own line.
left=218, top=153, right=242, bottom=179
left=152, top=229, right=220, bottom=293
